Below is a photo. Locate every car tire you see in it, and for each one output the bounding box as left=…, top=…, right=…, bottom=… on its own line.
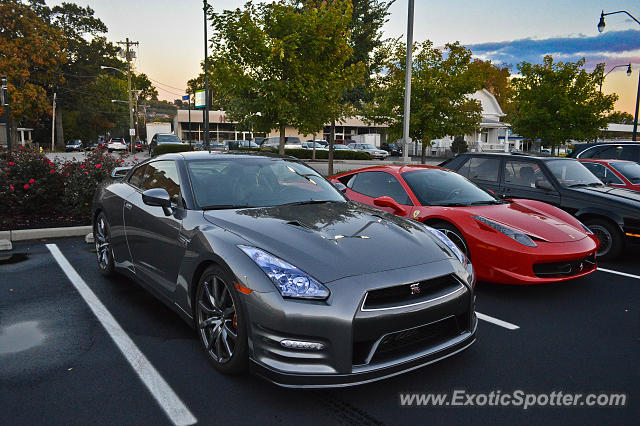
left=94, top=212, right=116, bottom=277
left=583, top=218, right=622, bottom=260
left=195, top=265, right=249, bottom=375
left=431, top=221, right=471, bottom=260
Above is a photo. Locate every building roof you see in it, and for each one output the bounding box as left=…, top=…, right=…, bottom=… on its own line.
left=469, top=89, right=506, bottom=118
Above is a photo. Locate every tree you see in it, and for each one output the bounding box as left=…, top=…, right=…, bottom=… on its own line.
left=510, top=56, right=617, bottom=154
left=468, top=58, right=513, bottom=116
left=205, top=0, right=363, bottom=155
left=0, top=0, right=66, bottom=144
left=606, top=110, right=634, bottom=125
left=365, top=40, right=483, bottom=163
left=451, top=135, right=468, bottom=154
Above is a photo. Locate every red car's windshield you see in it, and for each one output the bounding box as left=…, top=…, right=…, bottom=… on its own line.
left=402, top=169, right=500, bottom=206
left=609, top=162, right=640, bottom=184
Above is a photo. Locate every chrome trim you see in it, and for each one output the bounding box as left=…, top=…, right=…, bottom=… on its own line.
left=360, top=283, right=465, bottom=312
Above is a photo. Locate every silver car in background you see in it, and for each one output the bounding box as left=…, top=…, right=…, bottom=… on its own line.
left=347, top=143, right=389, bottom=159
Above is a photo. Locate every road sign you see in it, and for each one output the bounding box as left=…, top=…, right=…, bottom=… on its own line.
left=129, top=128, right=135, bottom=136
left=194, top=89, right=205, bottom=109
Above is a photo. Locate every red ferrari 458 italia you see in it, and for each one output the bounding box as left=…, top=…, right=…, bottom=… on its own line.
left=330, top=165, right=599, bottom=285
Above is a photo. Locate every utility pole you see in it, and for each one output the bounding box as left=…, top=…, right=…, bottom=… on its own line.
left=188, top=92, right=192, bottom=146
left=51, top=93, right=57, bottom=152
left=203, top=0, right=210, bottom=152
left=402, top=0, right=414, bottom=164
left=1, top=75, right=11, bottom=152
left=117, top=37, right=139, bottom=153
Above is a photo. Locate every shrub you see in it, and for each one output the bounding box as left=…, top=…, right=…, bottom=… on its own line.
left=153, top=144, right=193, bottom=155
left=451, top=135, right=468, bottom=154
left=256, top=147, right=372, bottom=160
left=0, top=147, right=140, bottom=229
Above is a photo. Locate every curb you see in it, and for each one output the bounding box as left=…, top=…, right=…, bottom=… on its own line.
left=1, top=225, right=92, bottom=242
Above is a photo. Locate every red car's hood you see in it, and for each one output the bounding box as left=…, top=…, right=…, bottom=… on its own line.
left=459, top=201, right=588, bottom=243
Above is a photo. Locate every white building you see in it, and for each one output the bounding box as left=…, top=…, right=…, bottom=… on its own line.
left=418, top=89, right=512, bottom=156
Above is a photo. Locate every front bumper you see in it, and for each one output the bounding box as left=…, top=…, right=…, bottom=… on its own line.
left=242, top=259, right=476, bottom=387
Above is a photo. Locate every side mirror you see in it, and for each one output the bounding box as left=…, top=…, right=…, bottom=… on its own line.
left=535, top=179, right=553, bottom=191
left=142, top=188, right=173, bottom=216
left=332, top=181, right=347, bottom=193
left=373, top=196, right=405, bottom=214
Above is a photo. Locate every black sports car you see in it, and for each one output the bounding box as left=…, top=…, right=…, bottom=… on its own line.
left=93, top=152, right=477, bottom=387
left=440, top=153, right=640, bottom=259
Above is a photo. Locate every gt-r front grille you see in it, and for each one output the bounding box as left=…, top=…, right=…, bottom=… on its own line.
left=532, top=253, right=596, bottom=278
left=361, top=274, right=464, bottom=311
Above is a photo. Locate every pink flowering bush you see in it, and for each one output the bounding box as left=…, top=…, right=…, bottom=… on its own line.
left=0, top=147, right=139, bottom=230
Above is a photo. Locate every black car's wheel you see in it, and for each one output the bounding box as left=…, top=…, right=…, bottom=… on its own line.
left=432, top=221, right=471, bottom=260
left=584, top=218, right=622, bottom=260
left=94, top=212, right=115, bottom=276
left=195, top=265, right=248, bottom=374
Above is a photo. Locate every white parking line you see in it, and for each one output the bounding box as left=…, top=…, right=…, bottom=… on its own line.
left=597, top=267, right=640, bottom=280
left=46, top=244, right=197, bottom=426
left=476, top=312, right=520, bottom=330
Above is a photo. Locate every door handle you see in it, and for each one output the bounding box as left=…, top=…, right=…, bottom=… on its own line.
left=124, top=202, right=133, bottom=210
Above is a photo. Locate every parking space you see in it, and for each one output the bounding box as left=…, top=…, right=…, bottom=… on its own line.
left=1, top=238, right=638, bottom=425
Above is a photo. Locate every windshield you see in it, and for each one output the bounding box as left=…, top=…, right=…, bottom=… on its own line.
left=609, top=162, right=640, bottom=184
left=187, top=158, right=345, bottom=208
left=157, top=134, right=182, bottom=144
left=546, top=160, right=602, bottom=187
left=402, top=169, right=499, bottom=206
left=362, top=144, right=376, bottom=150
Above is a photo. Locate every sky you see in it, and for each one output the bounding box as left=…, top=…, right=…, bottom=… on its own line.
left=48, top=0, right=640, bottom=114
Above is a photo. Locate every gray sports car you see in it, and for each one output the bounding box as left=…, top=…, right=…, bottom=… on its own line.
left=93, top=152, right=477, bottom=387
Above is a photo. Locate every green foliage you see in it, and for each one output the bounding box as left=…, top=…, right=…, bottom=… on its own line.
left=451, top=135, right=468, bottom=154
left=510, top=56, right=617, bottom=152
left=365, top=40, right=482, bottom=160
left=153, top=144, right=193, bottom=155
left=468, top=59, right=513, bottom=116
left=203, top=0, right=364, bottom=154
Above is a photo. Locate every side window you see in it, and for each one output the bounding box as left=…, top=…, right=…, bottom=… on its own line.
left=578, top=146, right=604, bottom=159
left=504, top=160, right=551, bottom=188
left=349, top=171, right=412, bottom=205
left=140, top=161, right=182, bottom=204
left=128, top=164, right=147, bottom=188
left=620, top=146, right=639, bottom=161
left=466, top=157, right=500, bottom=182
left=583, top=163, right=623, bottom=184
left=589, top=145, right=639, bottom=161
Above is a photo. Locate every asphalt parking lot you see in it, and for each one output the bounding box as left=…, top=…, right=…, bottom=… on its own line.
left=1, top=238, right=638, bottom=425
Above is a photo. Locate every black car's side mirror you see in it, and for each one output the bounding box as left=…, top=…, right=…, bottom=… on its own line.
left=535, top=180, right=554, bottom=191
left=142, top=188, right=173, bottom=216
left=332, top=181, right=347, bottom=193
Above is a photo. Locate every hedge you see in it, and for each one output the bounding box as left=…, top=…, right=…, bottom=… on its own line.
left=251, top=147, right=371, bottom=160
left=153, top=144, right=194, bottom=155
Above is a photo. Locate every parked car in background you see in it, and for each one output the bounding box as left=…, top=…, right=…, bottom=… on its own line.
left=440, top=153, right=640, bottom=259
left=261, top=136, right=302, bottom=150
left=580, top=159, right=640, bottom=192
left=127, top=141, right=144, bottom=152
left=382, top=142, right=403, bottom=156
left=333, top=144, right=351, bottom=151
left=237, top=140, right=259, bottom=148
left=224, top=140, right=258, bottom=150
left=570, top=142, right=640, bottom=163
left=301, top=141, right=328, bottom=150
left=148, top=133, right=184, bottom=155
left=107, top=138, right=128, bottom=153
left=251, top=137, right=265, bottom=146
left=347, top=143, right=389, bottom=159
left=210, top=142, right=229, bottom=152
left=92, top=152, right=476, bottom=386
left=306, top=139, right=328, bottom=147
left=65, top=139, right=83, bottom=152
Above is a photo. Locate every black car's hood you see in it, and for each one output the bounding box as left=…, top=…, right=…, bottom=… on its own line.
left=203, top=202, right=452, bottom=283
left=569, top=185, right=640, bottom=208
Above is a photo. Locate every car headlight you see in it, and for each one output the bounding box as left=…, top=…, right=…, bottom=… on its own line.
left=473, top=215, right=537, bottom=247
left=424, top=226, right=468, bottom=266
left=238, top=246, right=330, bottom=300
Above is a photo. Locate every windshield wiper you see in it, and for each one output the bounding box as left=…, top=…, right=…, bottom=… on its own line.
left=588, top=182, right=605, bottom=187
left=469, top=200, right=503, bottom=205
left=568, top=183, right=589, bottom=188
left=437, top=202, right=469, bottom=207
left=202, top=204, right=251, bottom=210
left=278, top=200, right=340, bottom=207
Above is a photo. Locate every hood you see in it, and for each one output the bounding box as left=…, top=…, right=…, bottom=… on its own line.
left=470, top=202, right=588, bottom=243
left=569, top=185, right=640, bottom=207
left=204, top=202, right=452, bottom=283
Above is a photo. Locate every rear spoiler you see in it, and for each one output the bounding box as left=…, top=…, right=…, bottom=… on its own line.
left=111, top=166, right=132, bottom=180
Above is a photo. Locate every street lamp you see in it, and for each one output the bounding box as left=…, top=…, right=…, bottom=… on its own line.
left=597, top=9, right=640, bottom=140
left=598, top=63, right=632, bottom=92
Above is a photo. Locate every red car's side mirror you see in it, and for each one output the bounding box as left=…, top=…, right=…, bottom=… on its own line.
left=373, top=196, right=404, bottom=214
